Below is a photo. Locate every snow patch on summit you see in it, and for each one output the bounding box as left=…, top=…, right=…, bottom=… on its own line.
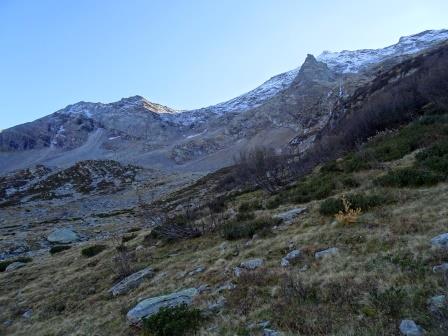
left=317, top=29, right=448, bottom=73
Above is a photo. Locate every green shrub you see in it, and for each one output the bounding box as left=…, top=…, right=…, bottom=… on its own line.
left=368, top=286, right=406, bottom=318
left=81, top=244, right=107, bottom=258
left=319, top=193, right=388, bottom=216
left=416, top=141, right=448, bottom=174
left=122, top=234, right=137, bottom=243
left=235, top=212, right=255, bottom=221
left=320, top=160, right=343, bottom=173
left=142, top=304, right=202, bottom=336
left=289, top=175, right=335, bottom=203
left=222, top=217, right=280, bottom=240
left=265, top=196, right=281, bottom=209
left=342, top=153, right=373, bottom=173
left=49, top=245, right=72, bottom=255
left=0, top=257, right=32, bottom=272
left=238, top=200, right=262, bottom=212
left=127, top=227, right=142, bottom=233
left=341, top=176, right=360, bottom=188
left=375, top=168, right=444, bottom=187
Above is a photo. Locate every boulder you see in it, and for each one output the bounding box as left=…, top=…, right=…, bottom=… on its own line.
left=430, top=233, right=448, bottom=248
left=109, top=267, right=154, bottom=296
left=315, top=247, right=339, bottom=259
left=47, top=228, right=79, bottom=244
left=5, top=262, right=26, bottom=272
left=240, top=258, right=264, bottom=270
left=281, top=249, right=301, bottom=267
left=399, top=319, right=425, bottom=336
left=428, top=294, right=447, bottom=313
left=126, top=288, right=198, bottom=325
left=432, top=263, right=448, bottom=273
left=274, top=208, right=307, bottom=224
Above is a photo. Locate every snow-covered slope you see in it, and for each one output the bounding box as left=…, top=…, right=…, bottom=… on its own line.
left=317, top=29, right=448, bottom=74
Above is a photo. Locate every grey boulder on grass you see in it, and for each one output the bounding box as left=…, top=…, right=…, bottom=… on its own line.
left=47, top=228, right=79, bottom=244
left=109, top=267, right=154, bottom=296
left=126, top=288, right=198, bottom=325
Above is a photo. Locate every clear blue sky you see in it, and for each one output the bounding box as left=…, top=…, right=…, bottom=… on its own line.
left=1, top=0, right=447, bottom=129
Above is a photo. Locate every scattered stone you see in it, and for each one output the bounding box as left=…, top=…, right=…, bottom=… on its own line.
left=399, top=319, right=425, bottom=336
left=428, top=295, right=447, bottom=313
left=135, top=245, right=144, bottom=252
left=315, top=247, right=339, bottom=259
left=234, top=267, right=243, bottom=277
left=240, top=258, right=264, bottom=270
left=47, top=228, right=79, bottom=244
left=215, top=282, right=236, bottom=293
left=235, top=258, right=264, bottom=277
left=197, top=284, right=210, bottom=293
left=109, top=267, right=154, bottom=296
left=22, top=309, right=32, bottom=319
left=274, top=208, right=307, bottom=224
left=127, top=287, right=198, bottom=325
left=3, top=320, right=12, bottom=327
left=206, top=296, right=226, bottom=312
left=188, top=266, right=205, bottom=276
left=432, top=263, right=448, bottom=273
left=430, top=233, right=448, bottom=248
left=264, top=329, right=283, bottom=336
left=281, top=249, right=301, bottom=267
left=5, top=261, right=26, bottom=272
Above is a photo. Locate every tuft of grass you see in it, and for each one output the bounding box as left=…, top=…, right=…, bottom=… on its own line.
left=81, top=244, right=107, bottom=258
left=221, top=217, right=280, bottom=240
left=142, top=304, right=203, bottom=336
left=122, top=234, right=137, bottom=243
left=49, top=245, right=72, bottom=255
left=288, top=175, right=336, bottom=203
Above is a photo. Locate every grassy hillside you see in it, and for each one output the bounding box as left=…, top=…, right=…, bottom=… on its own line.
left=1, top=111, right=448, bottom=335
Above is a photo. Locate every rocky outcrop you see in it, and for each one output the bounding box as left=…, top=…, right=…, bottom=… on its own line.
left=5, top=261, right=26, bottom=272
left=234, top=258, right=264, bottom=277
left=47, top=229, right=79, bottom=244
left=399, top=319, right=425, bottom=336
left=274, top=208, right=307, bottom=224
left=109, top=267, right=154, bottom=296
left=126, top=288, right=198, bottom=325
left=315, top=247, right=339, bottom=259
left=281, top=250, right=301, bottom=267
left=431, top=233, right=448, bottom=248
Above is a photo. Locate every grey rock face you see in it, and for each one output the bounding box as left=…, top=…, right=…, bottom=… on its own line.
left=47, top=228, right=79, bottom=244
left=274, top=208, right=307, bottom=224
left=126, top=287, right=198, bottom=325
left=432, top=263, right=448, bottom=273
left=281, top=249, right=301, bottom=267
left=5, top=261, right=26, bottom=272
left=109, top=267, right=154, bottom=296
left=399, top=319, right=425, bottom=336
left=315, top=247, right=339, bottom=259
left=431, top=233, right=448, bottom=248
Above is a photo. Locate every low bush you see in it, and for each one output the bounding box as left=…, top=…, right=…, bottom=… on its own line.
left=289, top=175, right=335, bottom=203
left=0, top=257, right=32, bottom=272
left=320, top=193, right=388, bottom=216
left=49, top=245, right=72, bottom=255
left=235, top=211, right=255, bottom=222
left=375, top=167, right=444, bottom=187
left=81, top=244, right=107, bottom=258
left=265, top=196, right=281, bottom=209
left=142, top=304, right=202, bottom=336
left=127, top=227, right=142, bottom=233
left=238, top=200, right=262, bottom=212
left=416, top=140, right=448, bottom=174
left=122, top=234, right=137, bottom=243
left=367, top=286, right=406, bottom=318
left=221, top=217, right=280, bottom=240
